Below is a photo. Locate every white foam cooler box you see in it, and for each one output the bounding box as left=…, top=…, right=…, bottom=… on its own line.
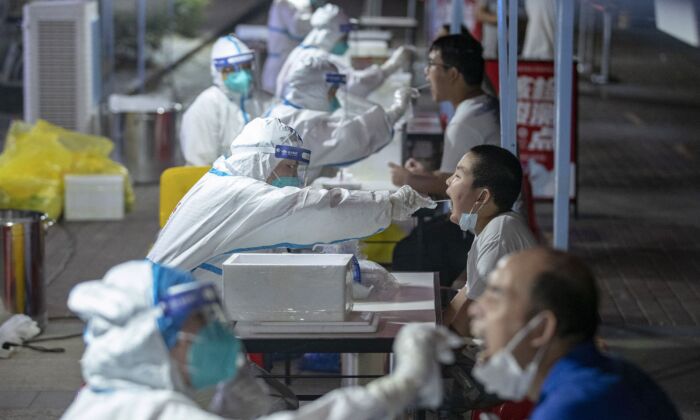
left=64, top=174, right=125, bottom=221
left=222, top=253, right=355, bottom=322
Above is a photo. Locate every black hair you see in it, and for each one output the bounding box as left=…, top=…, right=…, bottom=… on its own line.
left=527, top=250, right=600, bottom=341
left=440, top=24, right=472, bottom=37
left=469, top=145, right=522, bottom=212
left=429, top=34, right=484, bottom=86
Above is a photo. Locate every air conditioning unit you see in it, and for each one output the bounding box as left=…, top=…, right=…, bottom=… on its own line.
left=23, top=0, right=100, bottom=133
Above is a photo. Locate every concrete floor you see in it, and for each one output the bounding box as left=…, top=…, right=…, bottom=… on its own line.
left=2, top=0, right=700, bottom=419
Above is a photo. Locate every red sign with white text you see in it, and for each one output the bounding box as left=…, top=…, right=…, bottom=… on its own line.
left=484, top=60, right=577, bottom=200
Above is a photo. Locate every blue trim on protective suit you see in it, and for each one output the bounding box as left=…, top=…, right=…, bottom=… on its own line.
left=227, top=35, right=242, bottom=53
left=282, top=98, right=303, bottom=109
left=300, top=44, right=319, bottom=50
left=194, top=228, right=386, bottom=275
left=199, top=263, right=223, bottom=275
left=240, top=96, right=250, bottom=123
left=208, top=167, right=231, bottom=177
left=268, top=25, right=305, bottom=42
left=89, top=387, right=115, bottom=394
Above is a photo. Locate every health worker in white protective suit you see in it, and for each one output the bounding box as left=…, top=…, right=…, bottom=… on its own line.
left=261, top=0, right=327, bottom=94
left=62, top=260, right=462, bottom=420
left=180, top=35, right=266, bottom=166
left=147, top=117, right=435, bottom=286
left=275, top=3, right=413, bottom=99
left=267, top=55, right=418, bottom=181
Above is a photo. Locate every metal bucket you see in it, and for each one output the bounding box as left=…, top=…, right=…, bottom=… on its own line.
left=109, top=95, right=183, bottom=184
left=0, top=210, right=52, bottom=330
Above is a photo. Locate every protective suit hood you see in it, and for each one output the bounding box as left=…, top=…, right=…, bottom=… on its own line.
left=303, top=4, right=349, bottom=50
left=68, top=261, right=193, bottom=392
left=217, top=117, right=305, bottom=182
left=283, top=55, right=339, bottom=111
left=210, top=35, right=255, bottom=99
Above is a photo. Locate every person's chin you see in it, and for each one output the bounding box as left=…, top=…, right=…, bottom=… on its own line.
left=449, top=212, right=459, bottom=224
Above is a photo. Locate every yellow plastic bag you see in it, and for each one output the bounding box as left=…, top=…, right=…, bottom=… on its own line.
left=33, top=120, right=136, bottom=212
left=0, top=119, right=135, bottom=219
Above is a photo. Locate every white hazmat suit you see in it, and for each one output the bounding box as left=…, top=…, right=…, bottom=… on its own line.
left=275, top=4, right=412, bottom=99
left=261, top=0, right=314, bottom=93
left=180, top=35, right=265, bottom=166
left=62, top=260, right=462, bottom=420
left=267, top=55, right=415, bottom=180
left=148, top=117, right=434, bottom=287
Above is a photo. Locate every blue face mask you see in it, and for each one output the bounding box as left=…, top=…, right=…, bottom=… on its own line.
left=224, top=69, right=253, bottom=95
left=187, top=322, right=241, bottom=390
left=271, top=176, right=301, bottom=188
left=330, top=41, right=349, bottom=56
left=458, top=192, right=486, bottom=233
left=459, top=212, right=478, bottom=233
left=329, top=96, right=341, bottom=112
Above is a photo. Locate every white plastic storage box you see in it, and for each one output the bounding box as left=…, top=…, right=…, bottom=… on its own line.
left=222, top=253, right=355, bottom=322
left=64, top=175, right=125, bottom=221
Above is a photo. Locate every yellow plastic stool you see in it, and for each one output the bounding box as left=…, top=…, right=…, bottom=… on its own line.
left=159, top=166, right=209, bottom=227
left=360, top=223, right=407, bottom=265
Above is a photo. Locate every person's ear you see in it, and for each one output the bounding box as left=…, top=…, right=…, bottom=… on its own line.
left=530, top=310, right=557, bottom=347
left=447, top=66, right=461, bottom=84
left=477, top=188, right=492, bottom=205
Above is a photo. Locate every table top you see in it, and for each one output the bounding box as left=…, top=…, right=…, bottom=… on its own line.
left=238, top=272, right=440, bottom=353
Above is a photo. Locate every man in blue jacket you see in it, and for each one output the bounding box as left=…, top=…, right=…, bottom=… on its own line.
left=468, top=247, right=681, bottom=420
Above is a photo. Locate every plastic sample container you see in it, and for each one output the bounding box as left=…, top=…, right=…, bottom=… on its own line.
left=222, top=253, right=354, bottom=322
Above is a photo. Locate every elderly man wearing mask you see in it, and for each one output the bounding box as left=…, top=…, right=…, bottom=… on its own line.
left=266, top=54, right=417, bottom=181
left=180, top=35, right=266, bottom=166
left=148, top=117, right=434, bottom=287
left=275, top=3, right=413, bottom=99
left=469, top=247, right=681, bottom=419
left=62, top=260, right=462, bottom=420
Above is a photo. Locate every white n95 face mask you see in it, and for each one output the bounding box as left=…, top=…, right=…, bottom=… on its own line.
left=472, top=313, right=546, bottom=401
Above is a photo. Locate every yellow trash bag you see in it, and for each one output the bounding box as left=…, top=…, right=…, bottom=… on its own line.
left=32, top=120, right=136, bottom=212
left=0, top=119, right=135, bottom=219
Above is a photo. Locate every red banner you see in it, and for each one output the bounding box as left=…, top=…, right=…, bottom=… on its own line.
left=484, top=60, right=577, bottom=200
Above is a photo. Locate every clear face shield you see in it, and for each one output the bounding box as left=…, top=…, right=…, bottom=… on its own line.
left=160, top=282, right=243, bottom=390
left=330, top=21, right=356, bottom=56
left=325, top=72, right=347, bottom=118
left=213, top=52, right=257, bottom=97
left=269, top=144, right=312, bottom=188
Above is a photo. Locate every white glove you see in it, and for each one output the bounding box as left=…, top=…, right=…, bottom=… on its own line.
left=389, top=185, right=436, bottom=220
left=366, top=324, right=463, bottom=416
left=0, top=314, right=41, bottom=359
left=385, top=87, right=420, bottom=125
left=381, top=46, right=415, bottom=75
